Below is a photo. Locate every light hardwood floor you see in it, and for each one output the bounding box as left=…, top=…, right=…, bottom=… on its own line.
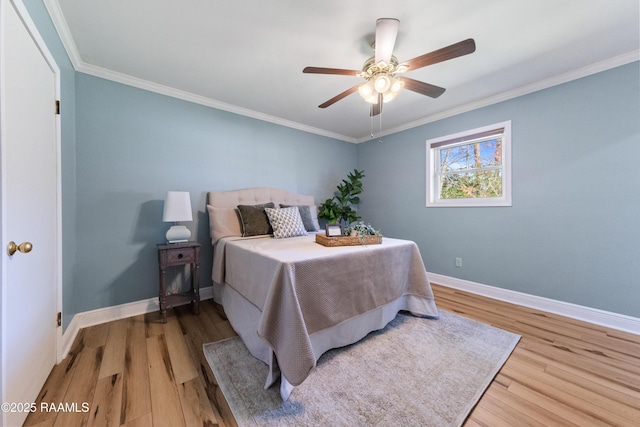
left=24, top=284, right=640, bottom=426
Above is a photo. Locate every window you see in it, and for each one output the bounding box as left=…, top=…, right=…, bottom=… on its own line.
left=426, top=121, right=511, bottom=207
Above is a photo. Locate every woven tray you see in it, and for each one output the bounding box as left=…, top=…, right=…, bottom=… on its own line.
left=315, top=233, right=382, bottom=247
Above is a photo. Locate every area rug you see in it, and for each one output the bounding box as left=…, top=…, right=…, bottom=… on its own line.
left=203, top=310, right=520, bottom=427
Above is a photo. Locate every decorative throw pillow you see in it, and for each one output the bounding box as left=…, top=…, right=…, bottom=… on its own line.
left=237, top=202, right=275, bottom=237
left=308, top=205, right=321, bottom=231
left=207, top=205, right=242, bottom=244
left=265, top=207, right=308, bottom=239
left=279, top=204, right=319, bottom=232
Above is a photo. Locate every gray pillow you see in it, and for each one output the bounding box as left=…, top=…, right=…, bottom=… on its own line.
left=280, top=204, right=317, bottom=232
left=237, top=202, right=275, bottom=236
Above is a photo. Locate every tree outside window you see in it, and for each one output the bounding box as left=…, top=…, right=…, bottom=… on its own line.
left=426, top=121, right=511, bottom=207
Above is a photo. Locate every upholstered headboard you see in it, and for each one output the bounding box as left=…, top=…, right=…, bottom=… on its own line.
left=206, top=187, right=317, bottom=244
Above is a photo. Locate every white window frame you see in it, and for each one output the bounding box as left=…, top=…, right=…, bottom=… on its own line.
left=426, top=120, right=512, bottom=207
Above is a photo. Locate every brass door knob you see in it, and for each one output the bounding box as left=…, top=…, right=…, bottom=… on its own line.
left=7, top=241, right=33, bottom=256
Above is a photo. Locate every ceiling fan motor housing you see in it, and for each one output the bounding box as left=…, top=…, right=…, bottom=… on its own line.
left=358, top=56, right=405, bottom=103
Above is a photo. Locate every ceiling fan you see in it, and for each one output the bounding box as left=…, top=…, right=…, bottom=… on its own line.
left=303, top=18, right=476, bottom=116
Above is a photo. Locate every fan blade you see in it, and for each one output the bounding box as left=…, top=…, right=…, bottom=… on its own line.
left=370, top=93, right=382, bottom=116
left=303, top=67, right=360, bottom=76
left=401, top=38, right=475, bottom=71
left=375, top=18, right=399, bottom=64
left=400, top=77, right=446, bottom=98
left=318, top=85, right=360, bottom=108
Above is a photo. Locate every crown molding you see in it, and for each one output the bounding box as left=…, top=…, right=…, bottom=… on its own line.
left=43, top=0, right=82, bottom=65
left=42, top=1, right=356, bottom=144
left=76, top=61, right=358, bottom=143
left=43, top=1, right=638, bottom=145
left=356, top=50, right=640, bottom=143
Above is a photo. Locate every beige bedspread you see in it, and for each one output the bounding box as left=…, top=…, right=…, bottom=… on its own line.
left=220, top=234, right=438, bottom=387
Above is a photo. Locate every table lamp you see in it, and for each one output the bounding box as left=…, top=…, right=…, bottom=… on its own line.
left=163, top=191, right=193, bottom=243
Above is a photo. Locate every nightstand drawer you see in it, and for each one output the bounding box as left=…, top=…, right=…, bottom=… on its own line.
left=166, top=247, right=195, bottom=265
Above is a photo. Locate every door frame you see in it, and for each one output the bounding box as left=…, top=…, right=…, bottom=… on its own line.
left=0, top=0, right=63, bottom=407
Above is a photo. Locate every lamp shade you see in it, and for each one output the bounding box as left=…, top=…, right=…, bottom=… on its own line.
left=163, top=191, right=193, bottom=222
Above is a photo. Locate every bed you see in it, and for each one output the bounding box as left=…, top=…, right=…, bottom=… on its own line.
left=207, top=187, right=439, bottom=400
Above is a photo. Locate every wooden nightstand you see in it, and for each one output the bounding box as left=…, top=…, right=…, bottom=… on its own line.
left=157, top=241, right=201, bottom=323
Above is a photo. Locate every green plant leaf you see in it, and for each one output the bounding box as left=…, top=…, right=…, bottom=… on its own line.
left=317, top=169, right=365, bottom=225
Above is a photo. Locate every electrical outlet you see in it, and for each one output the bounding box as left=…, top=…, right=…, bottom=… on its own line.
left=455, top=257, right=462, bottom=267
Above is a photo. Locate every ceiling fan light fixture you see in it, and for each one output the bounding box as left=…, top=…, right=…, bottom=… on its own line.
left=373, top=74, right=392, bottom=93
left=390, top=78, right=404, bottom=95
left=359, top=73, right=405, bottom=104
left=358, top=80, right=378, bottom=104
left=382, top=92, right=396, bottom=103
left=303, top=18, right=476, bottom=114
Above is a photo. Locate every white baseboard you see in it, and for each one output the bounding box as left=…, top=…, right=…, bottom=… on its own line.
left=59, top=286, right=215, bottom=361
left=59, top=276, right=639, bottom=361
left=428, top=272, right=640, bottom=336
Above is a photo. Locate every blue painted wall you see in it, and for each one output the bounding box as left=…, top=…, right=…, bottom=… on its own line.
left=24, top=0, right=640, bottom=325
left=74, top=74, right=356, bottom=314
left=357, top=62, right=640, bottom=318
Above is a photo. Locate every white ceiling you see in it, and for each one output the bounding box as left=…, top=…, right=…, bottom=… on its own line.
left=47, top=0, right=639, bottom=143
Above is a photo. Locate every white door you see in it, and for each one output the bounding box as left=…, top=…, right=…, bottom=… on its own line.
left=1, top=1, right=61, bottom=426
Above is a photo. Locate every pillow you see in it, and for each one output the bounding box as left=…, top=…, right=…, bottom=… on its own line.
left=280, top=204, right=320, bottom=231
left=237, top=202, right=275, bottom=237
left=265, top=207, right=308, bottom=239
left=207, top=205, right=242, bottom=244
left=308, top=205, right=321, bottom=231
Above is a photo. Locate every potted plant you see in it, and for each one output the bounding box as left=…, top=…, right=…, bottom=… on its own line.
left=318, top=169, right=365, bottom=227
left=345, top=221, right=381, bottom=237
